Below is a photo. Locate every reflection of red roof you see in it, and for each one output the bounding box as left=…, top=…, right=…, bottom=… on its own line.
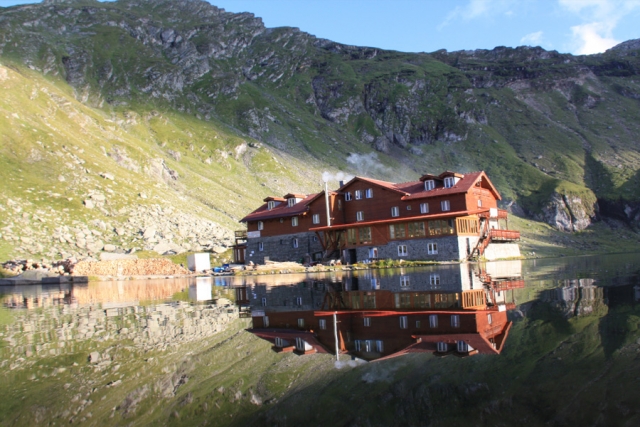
left=241, top=193, right=319, bottom=222
left=248, top=328, right=331, bottom=354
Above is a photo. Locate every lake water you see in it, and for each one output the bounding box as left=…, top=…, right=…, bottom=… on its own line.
left=2, top=253, right=640, bottom=426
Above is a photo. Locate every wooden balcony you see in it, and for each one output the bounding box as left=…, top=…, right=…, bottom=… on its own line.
left=489, top=229, right=520, bottom=241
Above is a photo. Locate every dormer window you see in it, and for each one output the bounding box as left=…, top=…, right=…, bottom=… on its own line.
left=345, top=192, right=352, bottom=201
left=267, top=201, right=276, bottom=210
left=287, top=198, right=296, bottom=207
left=424, top=180, right=435, bottom=191
left=444, top=177, right=455, bottom=188
left=355, top=190, right=362, bottom=200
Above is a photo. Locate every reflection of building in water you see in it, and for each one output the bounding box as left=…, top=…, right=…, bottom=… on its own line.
left=539, top=278, right=606, bottom=317
left=247, top=263, right=523, bottom=361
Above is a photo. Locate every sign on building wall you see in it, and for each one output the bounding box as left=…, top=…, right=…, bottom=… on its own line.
left=247, top=231, right=261, bottom=238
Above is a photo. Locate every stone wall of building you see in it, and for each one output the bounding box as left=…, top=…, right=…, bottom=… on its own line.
left=354, top=235, right=480, bottom=263
left=246, top=232, right=324, bottom=264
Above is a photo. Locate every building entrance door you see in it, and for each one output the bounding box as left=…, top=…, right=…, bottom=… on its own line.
left=348, top=249, right=357, bottom=265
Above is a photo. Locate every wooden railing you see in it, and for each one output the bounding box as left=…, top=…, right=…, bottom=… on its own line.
left=235, top=230, right=248, bottom=239
left=488, top=229, right=520, bottom=241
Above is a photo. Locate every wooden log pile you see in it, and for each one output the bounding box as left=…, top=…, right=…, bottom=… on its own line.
left=71, top=258, right=191, bottom=277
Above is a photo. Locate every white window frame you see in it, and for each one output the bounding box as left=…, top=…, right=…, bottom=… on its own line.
left=451, top=314, right=460, bottom=328
left=478, top=199, right=482, bottom=207
left=263, top=316, right=269, bottom=327
left=297, top=318, right=305, bottom=328
left=356, top=211, right=364, bottom=221
left=345, top=192, right=352, bottom=201
left=319, top=319, right=327, bottom=330
left=312, top=213, right=320, bottom=224
left=391, top=206, right=399, bottom=217
left=487, top=313, right=493, bottom=325
left=375, top=340, right=383, bottom=353
left=287, top=198, right=296, bottom=207
left=424, top=180, right=435, bottom=191
left=257, top=221, right=264, bottom=230
left=398, top=245, right=408, bottom=257
left=292, top=216, right=299, bottom=227
left=457, top=340, right=469, bottom=353
left=420, top=203, right=429, bottom=214
left=400, top=275, right=410, bottom=287
left=430, top=274, right=440, bottom=286
left=363, top=317, right=371, bottom=327
left=429, top=314, right=438, bottom=328
left=365, top=188, right=373, bottom=198
left=261, top=297, right=267, bottom=306
left=444, top=176, right=455, bottom=188
left=399, top=316, right=408, bottom=329
left=296, top=296, right=303, bottom=306
left=441, top=200, right=450, bottom=211
left=355, top=190, right=362, bottom=200
left=267, top=201, right=276, bottom=210
left=427, top=243, right=438, bottom=255
left=292, top=238, right=299, bottom=248
left=437, top=342, right=448, bottom=353
left=258, top=242, right=264, bottom=251
left=354, top=340, right=362, bottom=351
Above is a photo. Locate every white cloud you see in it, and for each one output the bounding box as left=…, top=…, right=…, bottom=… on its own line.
left=559, top=0, right=640, bottom=54
left=520, top=31, right=544, bottom=45
left=438, top=0, right=512, bottom=30
left=571, top=22, right=619, bottom=54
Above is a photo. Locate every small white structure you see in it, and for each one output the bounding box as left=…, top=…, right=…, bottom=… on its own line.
left=187, top=253, right=211, bottom=272
left=189, top=277, right=213, bottom=301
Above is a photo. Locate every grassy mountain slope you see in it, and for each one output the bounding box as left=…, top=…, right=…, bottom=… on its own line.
left=1, top=0, right=640, bottom=260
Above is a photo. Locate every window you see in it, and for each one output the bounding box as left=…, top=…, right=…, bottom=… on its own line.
left=375, top=340, right=384, bottom=352
left=457, top=341, right=469, bottom=353
left=451, top=315, right=460, bottom=328
left=437, top=342, right=448, bottom=353
left=345, top=192, right=352, bottom=201
left=369, top=247, right=378, bottom=259
left=371, top=278, right=379, bottom=289
left=267, top=200, right=276, bottom=210
left=354, top=340, right=362, bottom=351
left=430, top=274, right=440, bottom=286
left=429, top=314, right=438, bottom=328
left=399, top=316, right=408, bottom=329
left=487, top=314, right=493, bottom=325
left=296, top=297, right=303, bottom=306
left=415, top=320, right=421, bottom=328
left=365, top=340, right=372, bottom=352
left=257, top=221, right=264, bottom=230
left=275, top=337, right=287, bottom=348
left=258, top=242, right=264, bottom=251
left=420, top=203, right=429, bottom=214
left=347, top=228, right=357, bottom=245
left=478, top=199, right=482, bottom=207
left=261, top=297, right=267, bottom=306
left=391, top=206, right=400, bottom=217
left=408, top=222, right=425, bottom=237
left=398, top=245, right=408, bottom=257
left=359, top=227, right=372, bottom=244
left=424, top=180, right=435, bottom=191
left=312, top=236, right=318, bottom=242
left=427, top=243, right=438, bottom=255
left=355, top=190, right=362, bottom=200
left=319, top=319, right=327, bottom=330
left=363, top=317, right=371, bottom=327
left=356, top=211, right=364, bottom=221
left=292, top=238, right=299, bottom=248
left=428, top=219, right=455, bottom=236
left=444, top=176, right=455, bottom=188
left=287, top=198, right=296, bottom=207
left=263, top=316, right=269, bottom=327
left=365, top=188, right=373, bottom=198
left=389, top=223, right=406, bottom=239
left=441, top=200, right=450, bottom=211
left=312, top=213, right=320, bottom=224
left=297, top=318, right=305, bottom=328
left=400, top=275, right=410, bottom=287
left=292, top=216, right=299, bottom=227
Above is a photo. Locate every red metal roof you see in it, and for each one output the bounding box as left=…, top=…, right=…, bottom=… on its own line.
left=248, top=328, right=331, bottom=354
left=337, top=176, right=411, bottom=196
left=241, top=193, right=319, bottom=222
left=402, top=171, right=501, bottom=201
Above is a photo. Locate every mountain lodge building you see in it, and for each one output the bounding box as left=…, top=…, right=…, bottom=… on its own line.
left=235, top=171, right=520, bottom=264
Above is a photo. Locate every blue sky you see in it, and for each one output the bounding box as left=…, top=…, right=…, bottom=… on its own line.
left=1, top=0, right=639, bottom=54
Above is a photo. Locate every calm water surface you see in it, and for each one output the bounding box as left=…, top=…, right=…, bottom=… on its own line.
left=1, top=253, right=640, bottom=426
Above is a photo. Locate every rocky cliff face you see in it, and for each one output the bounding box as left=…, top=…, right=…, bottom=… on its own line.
left=1, top=0, right=640, bottom=245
